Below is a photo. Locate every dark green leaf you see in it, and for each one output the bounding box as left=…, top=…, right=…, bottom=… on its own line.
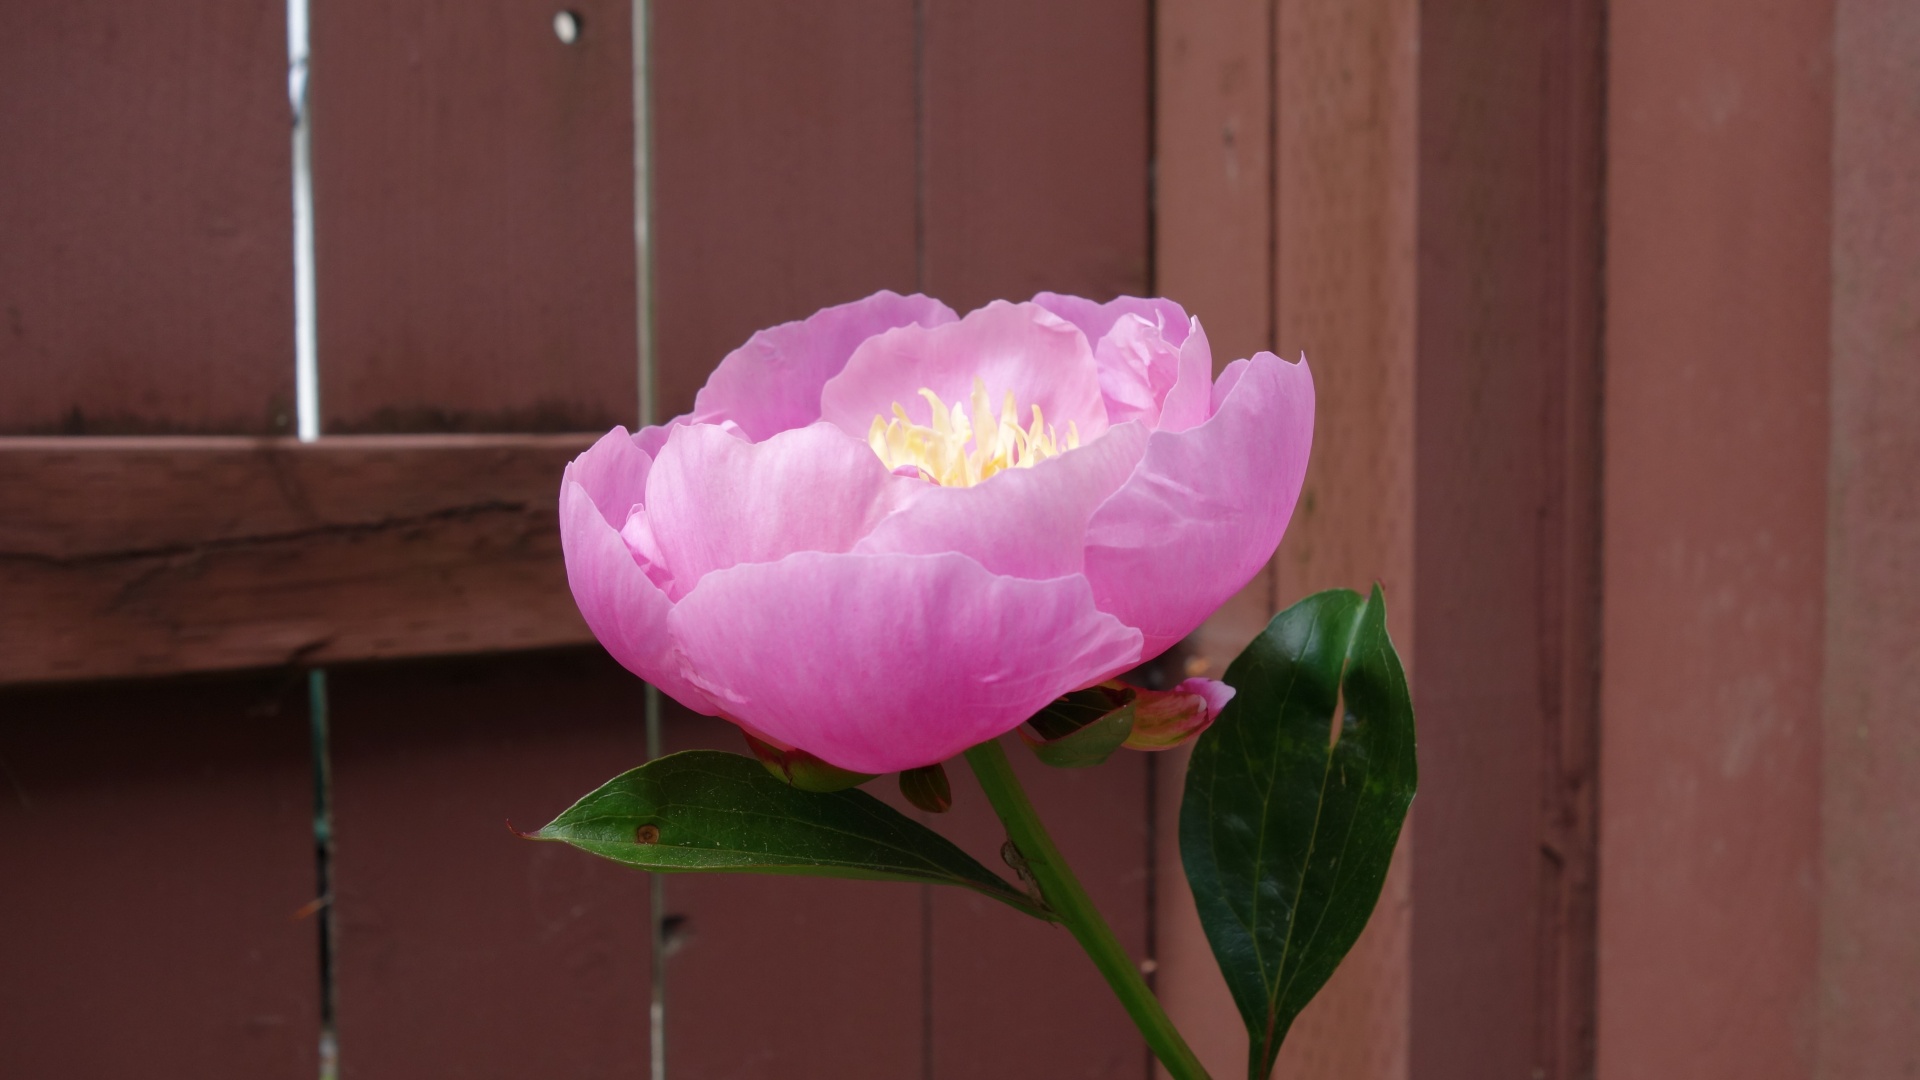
left=528, top=749, right=1049, bottom=920
left=1180, top=586, right=1417, bottom=1080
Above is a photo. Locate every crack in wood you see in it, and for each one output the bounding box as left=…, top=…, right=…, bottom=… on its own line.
left=0, top=499, right=536, bottom=566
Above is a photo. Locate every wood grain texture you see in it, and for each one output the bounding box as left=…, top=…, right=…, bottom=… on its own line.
left=0, top=672, right=319, bottom=1078
left=327, top=649, right=652, bottom=1079
left=0, top=0, right=293, bottom=434
left=310, top=0, right=639, bottom=433
left=1820, top=1, right=1920, bottom=1075
left=652, top=0, right=918, bottom=422
left=1602, top=2, right=1833, bottom=1077
left=0, top=434, right=594, bottom=684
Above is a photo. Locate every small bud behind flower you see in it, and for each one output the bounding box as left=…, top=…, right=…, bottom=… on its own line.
left=743, top=733, right=876, bottom=792
left=899, top=763, right=953, bottom=813
left=1020, top=678, right=1234, bottom=766
left=1122, top=678, right=1235, bottom=750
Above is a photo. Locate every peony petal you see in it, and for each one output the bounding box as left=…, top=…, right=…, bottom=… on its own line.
left=644, top=422, right=917, bottom=599
left=1090, top=315, right=1176, bottom=426
left=1083, top=352, right=1314, bottom=658
left=854, top=422, right=1149, bottom=580
left=1156, top=317, right=1215, bottom=433
left=563, top=427, right=654, bottom=529
left=1031, top=292, right=1192, bottom=349
left=559, top=479, right=718, bottom=715
left=688, top=291, right=957, bottom=441
left=817, top=300, right=1110, bottom=443
left=668, top=551, right=1144, bottom=774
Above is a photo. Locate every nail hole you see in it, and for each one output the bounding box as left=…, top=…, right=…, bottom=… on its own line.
left=552, top=10, right=582, bottom=45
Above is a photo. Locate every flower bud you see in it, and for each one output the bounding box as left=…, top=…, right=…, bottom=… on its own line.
left=898, top=763, right=953, bottom=813
left=1121, top=677, right=1234, bottom=750
left=743, top=733, right=876, bottom=792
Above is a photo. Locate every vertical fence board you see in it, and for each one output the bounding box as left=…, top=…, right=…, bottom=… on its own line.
left=1266, top=1, right=1423, bottom=1077
left=923, top=0, right=1151, bottom=313
left=1412, top=5, right=1605, bottom=1080
left=1601, top=2, right=1833, bottom=1077
left=0, top=0, right=292, bottom=434
left=652, top=0, right=919, bottom=421
left=1821, top=2, right=1920, bottom=1074
left=0, top=675, right=319, bottom=1077
left=658, top=708, right=924, bottom=1079
left=326, top=650, right=652, bottom=1078
left=931, top=750, right=1152, bottom=1079
left=311, top=0, right=638, bottom=433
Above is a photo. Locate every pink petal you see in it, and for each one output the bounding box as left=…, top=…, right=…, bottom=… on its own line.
left=1031, top=292, right=1192, bottom=348
left=854, top=422, right=1149, bottom=580
left=559, top=479, right=718, bottom=715
left=1175, top=676, right=1237, bottom=719
left=817, top=300, right=1110, bottom=444
left=668, top=552, right=1145, bottom=773
left=1091, top=315, right=1177, bottom=426
left=1156, top=317, right=1215, bottom=433
left=688, top=291, right=957, bottom=441
left=644, top=422, right=917, bottom=600
left=1082, top=352, right=1315, bottom=658
left=562, top=427, right=654, bottom=529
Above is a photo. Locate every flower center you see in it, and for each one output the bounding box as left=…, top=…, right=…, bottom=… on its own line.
left=868, top=378, right=1079, bottom=487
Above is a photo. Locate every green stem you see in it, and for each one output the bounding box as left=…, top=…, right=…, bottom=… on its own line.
left=963, top=738, right=1212, bottom=1080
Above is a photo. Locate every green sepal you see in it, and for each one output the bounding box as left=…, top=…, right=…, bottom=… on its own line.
left=1180, top=586, right=1417, bottom=1080
left=527, top=749, right=1052, bottom=921
left=1019, top=686, right=1136, bottom=768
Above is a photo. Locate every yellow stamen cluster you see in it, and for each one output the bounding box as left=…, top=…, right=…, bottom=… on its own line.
left=868, top=378, right=1079, bottom=487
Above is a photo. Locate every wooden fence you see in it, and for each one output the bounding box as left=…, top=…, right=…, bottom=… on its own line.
left=4, top=2, right=1916, bottom=1079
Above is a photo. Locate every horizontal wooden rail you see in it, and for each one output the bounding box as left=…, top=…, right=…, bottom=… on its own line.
left=0, top=434, right=601, bottom=685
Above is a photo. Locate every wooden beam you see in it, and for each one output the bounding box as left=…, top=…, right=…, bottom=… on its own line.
left=0, top=434, right=597, bottom=685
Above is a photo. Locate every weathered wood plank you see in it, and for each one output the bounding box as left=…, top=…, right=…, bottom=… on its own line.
left=0, top=434, right=595, bottom=684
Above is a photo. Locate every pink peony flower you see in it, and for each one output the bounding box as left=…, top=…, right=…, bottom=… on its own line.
left=559, top=291, right=1313, bottom=774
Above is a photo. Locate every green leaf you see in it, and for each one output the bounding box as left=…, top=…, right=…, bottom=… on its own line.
left=527, top=749, right=1050, bottom=920
left=1180, top=586, right=1417, bottom=1080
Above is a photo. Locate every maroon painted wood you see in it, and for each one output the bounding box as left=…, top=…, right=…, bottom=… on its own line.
left=923, top=0, right=1151, bottom=314
left=1600, top=2, right=1833, bottom=1077
left=310, top=0, right=638, bottom=433
left=931, top=748, right=1153, bottom=1079
left=1411, top=4, right=1604, bottom=1079
left=657, top=705, right=925, bottom=1078
left=651, top=0, right=920, bottom=421
left=0, top=0, right=292, bottom=434
left=325, top=648, right=652, bottom=1078
left=0, top=672, right=319, bottom=1077
left=1822, top=1, right=1920, bottom=1071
